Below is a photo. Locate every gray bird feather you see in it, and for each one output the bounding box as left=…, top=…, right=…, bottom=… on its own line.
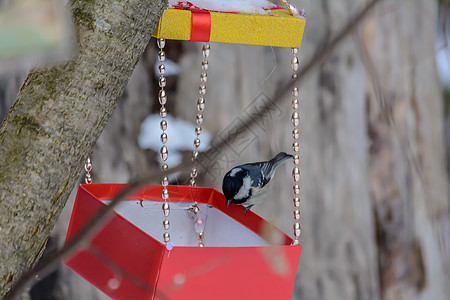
left=222, top=152, right=293, bottom=214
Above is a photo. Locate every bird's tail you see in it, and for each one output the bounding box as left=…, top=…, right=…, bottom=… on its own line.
left=270, top=152, right=293, bottom=169
left=260, top=152, right=293, bottom=178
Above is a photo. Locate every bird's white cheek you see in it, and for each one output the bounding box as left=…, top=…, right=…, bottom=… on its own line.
left=234, top=176, right=253, bottom=200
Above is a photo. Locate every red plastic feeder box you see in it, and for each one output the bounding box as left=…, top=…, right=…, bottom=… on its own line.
left=64, top=184, right=302, bottom=299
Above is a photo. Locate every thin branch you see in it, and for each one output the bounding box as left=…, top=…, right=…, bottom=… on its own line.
left=208, top=0, right=384, bottom=153
left=3, top=0, right=383, bottom=298
left=3, top=162, right=192, bottom=300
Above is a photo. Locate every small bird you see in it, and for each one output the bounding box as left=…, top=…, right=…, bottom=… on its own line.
left=222, top=152, right=293, bottom=215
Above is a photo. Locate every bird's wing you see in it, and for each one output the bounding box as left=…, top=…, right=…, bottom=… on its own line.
left=237, top=164, right=268, bottom=188
left=254, top=162, right=273, bottom=186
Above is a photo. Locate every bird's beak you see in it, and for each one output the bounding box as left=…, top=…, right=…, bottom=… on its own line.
left=225, top=199, right=232, bottom=207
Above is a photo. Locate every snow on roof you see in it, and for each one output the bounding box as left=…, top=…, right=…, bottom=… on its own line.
left=168, top=0, right=279, bottom=14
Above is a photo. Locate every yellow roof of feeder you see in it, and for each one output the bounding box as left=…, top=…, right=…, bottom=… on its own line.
left=152, top=0, right=306, bottom=48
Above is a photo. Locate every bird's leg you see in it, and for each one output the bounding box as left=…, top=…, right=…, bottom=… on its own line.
left=225, top=199, right=232, bottom=206
left=244, top=205, right=254, bottom=215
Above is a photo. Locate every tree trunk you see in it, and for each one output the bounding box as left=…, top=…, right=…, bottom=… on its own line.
left=0, top=0, right=167, bottom=297
left=364, top=1, right=450, bottom=299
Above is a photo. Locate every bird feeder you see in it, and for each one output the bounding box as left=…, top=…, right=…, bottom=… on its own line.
left=64, top=1, right=306, bottom=299
left=65, top=184, right=301, bottom=299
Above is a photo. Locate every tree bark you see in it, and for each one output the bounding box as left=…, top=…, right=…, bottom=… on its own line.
left=364, top=1, right=450, bottom=299
left=0, top=0, right=167, bottom=297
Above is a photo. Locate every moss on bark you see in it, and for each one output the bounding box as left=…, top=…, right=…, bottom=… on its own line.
left=0, top=0, right=167, bottom=297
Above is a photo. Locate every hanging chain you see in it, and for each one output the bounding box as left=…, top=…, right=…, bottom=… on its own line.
left=157, top=38, right=171, bottom=244
left=84, top=157, right=92, bottom=184
left=188, top=43, right=210, bottom=247
left=189, top=203, right=206, bottom=247
left=190, top=43, right=210, bottom=187
left=279, top=0, right=305, bottom=18
left=290, top=47, right=301, bottom=245
left=281, top=0, right=304, bottom=244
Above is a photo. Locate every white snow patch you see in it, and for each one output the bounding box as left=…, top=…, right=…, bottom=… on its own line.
left=139, top=114, right=211, bottom=166
left=229, top=168, right=242, bottom=177
left=168, top=0, right=278, bottom=14
left=437, top=47, right=450, bottom=89
left=234, top=175, right=253, bottom=200
left=154, top=58, right=180, bottom=78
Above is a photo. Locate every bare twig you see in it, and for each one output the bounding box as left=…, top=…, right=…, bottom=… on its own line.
left=3, top=0, right=383, bottom=298
left=207, top=0, right=383, bottom=154
left=3, top=163, right=192, bottom=300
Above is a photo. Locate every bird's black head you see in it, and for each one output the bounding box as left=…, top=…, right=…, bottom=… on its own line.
left=222, top=167, right=251, bottom=205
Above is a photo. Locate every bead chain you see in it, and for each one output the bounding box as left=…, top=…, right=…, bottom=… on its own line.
left=280, top=0, right=304, bottom=18
left=189, top=44, right=210, bottom=247
left=290, top=47, right=301, bottom=245
left=190, top=43, right=210, bottom=187
left=157, top=38, right=171, bottom=244
left=84, top=157, right=92, bottom=184
left=190, top=203, right=206, bottom=247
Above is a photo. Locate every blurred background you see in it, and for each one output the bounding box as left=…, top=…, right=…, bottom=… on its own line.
left=1, top=0, right=449, bottom=299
